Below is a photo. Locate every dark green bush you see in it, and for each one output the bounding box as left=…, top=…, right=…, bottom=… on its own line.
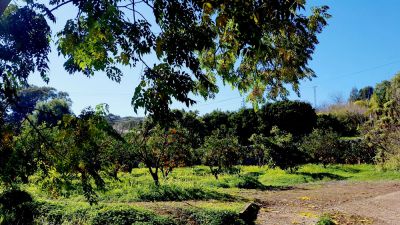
left=201, top=131, right=242, bottom=179
left=33, top=202, right=249, bottom=225
left=228, top=108, right=260, bottom=146
left=316, top=114, right=347, bottom=136
left=301, top=129, right=376, bottom=165
left=0, top=189, right=36, bottom=225
left=339, top=138, right=376, bottom=164
left=300, top=129, right=341, bottom=166
left=34, top=203, right=174, bottom=225
left=258, top=101, right=317, bottom=139
left=266, top=127, right=306, bottom=171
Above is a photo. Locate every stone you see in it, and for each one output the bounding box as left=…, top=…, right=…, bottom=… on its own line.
left=239, top=202, right=261, bottom=223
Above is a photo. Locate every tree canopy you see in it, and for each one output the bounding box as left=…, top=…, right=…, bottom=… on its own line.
left=1, top=0, right=330, bottom=122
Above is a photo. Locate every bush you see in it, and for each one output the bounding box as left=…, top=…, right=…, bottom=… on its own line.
left=201, top=131, right=242, bottom=179
left=339, top=138, right=376, bottom=164
left=33, top=201, right=249, bottom=225
left=248, top=134, right=269, bottom=166
left=0, top=189, right=36, bottom=225
left=258, top=101, right=317, bottom=139
left=228, top=108, right=260, bottom=146
left=300, top=129, right=341, bottom=166
left=301, top=130, right=375, bottom=165
left=34, top=202, right=91, bottom=225
left=316, top=215, right=335, bottom=225
left=316, top=114, right=347, bottom=136
left=318, top=102, right=368, bottom=136
left=265, top=127, right=306, bottom=172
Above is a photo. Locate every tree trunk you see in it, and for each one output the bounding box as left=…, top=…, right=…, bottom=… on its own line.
left=0, top=0, right=12, bottom=16
left=148, top=167, right=160, bottom=186
left=213, top=172, right=219, bottom=180
left=210, top=167, right=219, bottom=180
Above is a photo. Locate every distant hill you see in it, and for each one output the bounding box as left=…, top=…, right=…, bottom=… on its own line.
left=106, top=114, right=144, bottom=134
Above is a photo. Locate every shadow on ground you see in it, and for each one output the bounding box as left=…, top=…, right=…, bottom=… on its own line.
left=237, top=174, right=305, bottom=191
left=329, top=166, right=361, bottom=174
left=295, top=172, right=348, bottom=181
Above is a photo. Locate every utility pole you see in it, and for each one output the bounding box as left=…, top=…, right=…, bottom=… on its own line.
left=313, top=86, right=317, bottom=109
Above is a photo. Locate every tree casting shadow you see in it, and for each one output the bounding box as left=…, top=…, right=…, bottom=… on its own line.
left=295, top=172, right=347, bottom=181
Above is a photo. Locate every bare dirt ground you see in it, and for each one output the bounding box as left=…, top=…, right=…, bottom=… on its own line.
left=246, top=181, right=400, bottom=225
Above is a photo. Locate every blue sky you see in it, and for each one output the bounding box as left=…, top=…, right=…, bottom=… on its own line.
left=28, top=1, right=400, bottom=117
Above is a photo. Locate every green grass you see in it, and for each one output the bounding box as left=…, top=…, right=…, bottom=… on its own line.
left=24, top=164, right=400, bottom=202
left=10, top=164, right=400, bottom=224
left=259, top=164, right=400, bottom=186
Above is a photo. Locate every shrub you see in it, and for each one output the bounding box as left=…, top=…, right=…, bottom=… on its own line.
left=300, top=129, right=341, bottom=166
left=201, top=131, right=242, bottom=179
left=258, top=101, right=317, bottom=139
left=318, top=102, right=368, bottom=136
left=315, top=114, right=347, bottom=136
left=126, top=123, right=193, bottom=185
left=33, top=201, right=249, bottom=225
left=265, top=127, right=306, bottom=172
left=339, top=138, right=376, bottom=164
left=316, top=215, right=335, bottom=225
left=34, top=203, right=174, bottom=225
left=34, top=202, right=91, bottom=225
left=363, top=73, right=400, bottom=169
left=0, top=189, right=36, bottom=225
left=228, top=108, right=260, bottom=146
left=248, top=134, right=270, bottom=166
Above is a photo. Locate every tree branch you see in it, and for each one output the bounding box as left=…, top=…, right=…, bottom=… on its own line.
left=50, top=0, right=73, bottom=12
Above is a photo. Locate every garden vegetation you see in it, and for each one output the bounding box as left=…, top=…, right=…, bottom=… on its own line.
left=0, top=0, right=399, bottom=224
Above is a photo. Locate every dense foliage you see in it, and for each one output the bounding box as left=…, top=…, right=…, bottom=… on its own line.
left=363, top=73, right=400, bottom=169
left=300, top=129, right=341, bottom=166
left=126, top=123, right=193, bottom=185
left=259, top=101, right=317, bottom=138
left=201, top=131, right=242, bottom=179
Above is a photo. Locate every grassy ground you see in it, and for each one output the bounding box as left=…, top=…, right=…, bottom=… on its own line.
left=13, top=164, right=400, bottom=224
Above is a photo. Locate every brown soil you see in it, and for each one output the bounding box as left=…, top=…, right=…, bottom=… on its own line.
left=243, top=181, right=400, bottom=225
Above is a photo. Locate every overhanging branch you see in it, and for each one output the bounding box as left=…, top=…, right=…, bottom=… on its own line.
left=0, top=0, right=11, bottom=16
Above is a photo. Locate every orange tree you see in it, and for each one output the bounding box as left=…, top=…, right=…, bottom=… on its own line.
left=201, top=130, right=241, bottom=179
left=126, top=122, right=192, bottom=186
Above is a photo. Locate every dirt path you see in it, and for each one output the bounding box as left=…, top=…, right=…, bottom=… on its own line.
left=245, top=181, right=400, bottom=225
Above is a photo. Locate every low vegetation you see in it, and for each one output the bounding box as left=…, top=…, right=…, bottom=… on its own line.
left=0, top=164, right=396, bottom=224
